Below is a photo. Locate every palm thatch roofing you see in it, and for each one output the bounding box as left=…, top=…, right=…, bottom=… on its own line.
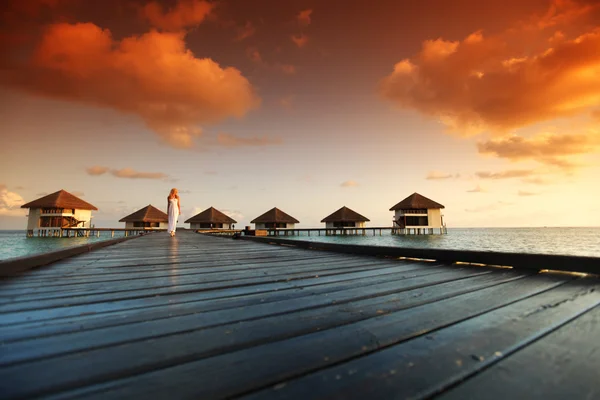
left=184, top=207, right=237, bottom=224
left=389, top=192, right=445, bottom=211
left=321, top=206, right=370, bottom=223
left=21, top=190, right=98, bottom=210
left=119, top=205, right=168, bottom=222
left=251, top=207, right=299, bottom=224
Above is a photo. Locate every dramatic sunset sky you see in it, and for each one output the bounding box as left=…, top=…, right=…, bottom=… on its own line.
left=1, top=0, right=599, bottom=229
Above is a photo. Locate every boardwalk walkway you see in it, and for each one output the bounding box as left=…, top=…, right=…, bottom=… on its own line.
left=0, top=231, right=599, bottom=399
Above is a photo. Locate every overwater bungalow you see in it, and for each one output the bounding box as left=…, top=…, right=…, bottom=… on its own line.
left=390, top=192, right=446, bottom=234
left=251, top=207, right=299, bottom=229
left=321, top=206, right=369, bottom=228
left=185, top=207, right=237, bottom=230
left=119, top=205, right=168, bottom=229
left=20, top=190, right=98, bottom=237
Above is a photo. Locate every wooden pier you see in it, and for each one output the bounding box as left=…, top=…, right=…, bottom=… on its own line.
left=262, top=226, right=448, bottom=236
left=33, top=227, right=169, bottom=238
left=0, top=231, right=599, bottom=399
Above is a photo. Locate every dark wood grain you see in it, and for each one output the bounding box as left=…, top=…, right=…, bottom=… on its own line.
left=241, top=236, right=600, bottom=274
left=437, top=305, right=600, bottom=400
left=0, top=231, right=597, bottom=400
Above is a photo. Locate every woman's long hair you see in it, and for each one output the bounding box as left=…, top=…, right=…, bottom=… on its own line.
left=168, top=188, right=179, bottom=199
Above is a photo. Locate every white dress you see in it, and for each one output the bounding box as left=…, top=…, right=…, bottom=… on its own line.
left=168, top=198, right=179, bottom=233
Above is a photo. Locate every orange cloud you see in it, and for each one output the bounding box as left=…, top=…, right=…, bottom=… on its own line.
left=477, top=133, right=600, bottom=166
left=476, top=170, right=536, bottom=179
left=141, top=0, right=214, bottom=31
left=0, top=0, right=73, bottom=57
left=216, top=133, right=282, bottom=147
left=234, top=21, right=256, bottom=41
left=341, top=180, right=359, bottom=188
left=4, top=22, right=259, bottom=148
left=467, top=185, right=486, bottom=193
left=426, top=171, right=460, bottom=180
left=522, top=177, right=552, bottom=185
left=278, top=64, right=296, bottom=74
left=380, top=1, right=600, bottom=136
left=518, top=190, right=540, bottom=196
left=291, top=34, right=309, bottom=48
left=0, top=185, right=25, bottom=217
left=86, top=166, right=169, bottom=180
left=86, top=166, right=109, bottom=176
left=247, top=47, right=296, bottom=75
left=531, top=0, right=598, bottom=29
left=111, top=168, right=168, bottom=180
left=297, top=9, right=313, bottom=26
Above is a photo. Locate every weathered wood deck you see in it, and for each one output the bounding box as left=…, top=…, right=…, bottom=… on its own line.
left=0, top=231, right=598, bottom=399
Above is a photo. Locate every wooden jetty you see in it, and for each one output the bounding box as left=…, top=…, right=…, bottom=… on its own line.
left=60, top=227, right=168, bottom=238
left=0, top=231, right=599, bottom=399
left=264, top=227, right=391, bottom=236
left=260, top=227, right=447, bottom=236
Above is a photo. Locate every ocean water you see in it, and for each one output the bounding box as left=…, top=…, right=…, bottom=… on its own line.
left=0, top=227, right=599, bottom=261
left=276, top=227, right=600, bottom=258
left=0, top=230, right=128, bottom=261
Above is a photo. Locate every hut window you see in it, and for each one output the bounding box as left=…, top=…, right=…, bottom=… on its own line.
left=333, top=221, right=356, bottom=228
left=406, top=216, right=429, bottom=226
left=265, top=223, right=287, bottom=228
left=39, top=216, right=63, bottom=227
left=42, top=208, right=64, bottom=214
left=401, top=209, right=427, bottom=214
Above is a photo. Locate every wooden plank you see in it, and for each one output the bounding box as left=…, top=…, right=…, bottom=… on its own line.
left=232, top=278, right=600, bottom=400
left=0, top=252, right=342, bottom=288
left=0, top=265, right=453, bottom=342
left=0, top=268, right=498, bottom=354
left=0, top=272, right=531, bottom=398
left=0, top=256, right=389, bottom=299
left=437, top=305, right=600, bottom=400
left=0, top=247, right=333, bottom=286
left=241, top=236, right=600, bottom=274
left=0, top=260, right=416, bottom=315
left=0, top=258, right=436, bottom=303
left=16, top=274, right=570, bottom=400
left=0, top=234, right=295, bottom=283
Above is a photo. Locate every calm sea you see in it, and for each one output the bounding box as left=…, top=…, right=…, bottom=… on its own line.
left=0, top=227, right=599, bottom=261
left=0, top=230, right=128, bottom=261
left=274, top=227, right=600, bottom=258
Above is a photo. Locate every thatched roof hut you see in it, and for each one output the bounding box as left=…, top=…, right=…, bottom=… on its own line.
left=21, top=190, right=97, bottom=210
left=251, top=207, right=299, bottom=229
left=389, top=192, right=444, bottom=211
left=119, top=205, right=168, bottom=229
left=321, top=206, right=369, bottom=228
left=185, top=207, right=237, bottom=230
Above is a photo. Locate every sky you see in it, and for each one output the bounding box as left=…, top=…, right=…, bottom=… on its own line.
left=1, top=0, right=599, bottom=229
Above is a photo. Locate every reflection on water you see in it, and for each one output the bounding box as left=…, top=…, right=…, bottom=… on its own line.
left=0, top=230, right=128, bottom=261
left=281, top=227, right=600, bottom=257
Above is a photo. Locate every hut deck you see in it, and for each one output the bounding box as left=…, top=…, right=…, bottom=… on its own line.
left=0, top=231, right=598, bottom=399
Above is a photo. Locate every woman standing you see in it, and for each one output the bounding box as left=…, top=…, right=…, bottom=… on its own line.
left=167, top=188, right=181, bottom=237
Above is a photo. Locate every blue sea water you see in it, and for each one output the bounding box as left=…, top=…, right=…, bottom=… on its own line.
left=273, top=227, right=600, bottom=258
left=0, top=230, right=128, bottom=261
left=0, top=227, right=599, bottom=261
